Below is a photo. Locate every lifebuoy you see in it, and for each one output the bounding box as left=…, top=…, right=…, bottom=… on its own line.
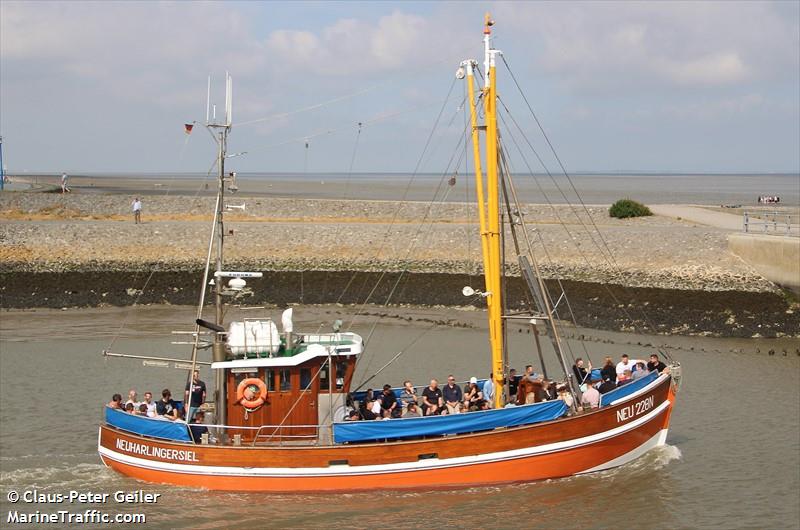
left=236, top=378, right=268, bottom=410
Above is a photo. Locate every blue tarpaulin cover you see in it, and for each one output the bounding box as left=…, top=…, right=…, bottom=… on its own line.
left=333, top=400, right=567, bottom=444
left=599, top=371, right=659, bottom=407
left=105, top=406, right=192, bottom=442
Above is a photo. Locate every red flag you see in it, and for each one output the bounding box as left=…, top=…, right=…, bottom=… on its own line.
left=184, top=123, right=194, bottom=135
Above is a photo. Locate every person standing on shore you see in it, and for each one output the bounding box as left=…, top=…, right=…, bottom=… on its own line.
left=132, top=197, right=142, bottom=224
left=61, top=173, right=70, bottom=193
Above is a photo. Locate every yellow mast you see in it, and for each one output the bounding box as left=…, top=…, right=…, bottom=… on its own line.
left=483, top=14, right=504, bottom=410
left=464, top=14, right=505, bottom=409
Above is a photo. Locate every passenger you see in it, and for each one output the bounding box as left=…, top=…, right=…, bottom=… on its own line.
left=107, top=394, right=123, bottom=409
left=522, top=364, right=538, bottom=382
left=598, top=378, right=616, bottom=395
left=156, top=389, right=180, bottom=421
left=137, top=404, right=148, bottom=416
left=189, top=411, right=209, bottom=443
left=380, top=384, right=399, bottom=418
left=404, top=402, right=421, bottom=418
left=601, top=356, right=616, bottom=383
left=572, top=358, right=592, bottom=390
left=647, top=354, right=667, bottom=374
left=399, top=381, right=418, bottom=416
left=184, top=369, right=207, bottom=422
left=581, top=381, right=600, bottom=409
left=556, top=385, right=574, bottom=409
left=463, top=377, right=484, bottom=411
left=125, top=389, right=139, bottom=408
left=617, top=369, right=632, bottom=386
left=507, top=368, right=521, bottom=401
left=358, top=398, right=379, bottom=421
left=616, top=354, right=644, bottom=380
left=142, top=392, right=157, bottom=418
left=345, top=409, right=361, bottom=421
left=482, top=373, right=495, bottom=408
left=370, top=398, right=383, bottom=420
left=124, top=402, right=135, bottom=413
left=632, top=362, right=649, bottom=380
left=442, top=375, right=463, bottom=415
left=421, top=379, right=443, bottom=416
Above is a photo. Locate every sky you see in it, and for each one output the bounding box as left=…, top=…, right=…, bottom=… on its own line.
left=1, top=1, right=798, bottom=175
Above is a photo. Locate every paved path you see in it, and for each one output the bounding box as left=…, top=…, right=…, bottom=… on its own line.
left=650, top=204, right=743, bottom=231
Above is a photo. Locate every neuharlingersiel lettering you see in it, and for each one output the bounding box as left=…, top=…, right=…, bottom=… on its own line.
left=116, top=439, right=199, bottom=462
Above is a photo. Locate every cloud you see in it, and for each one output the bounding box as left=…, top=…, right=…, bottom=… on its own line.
left=263, top=10, right=464, bottom=76
left=496, top=1, right=799, bottom=90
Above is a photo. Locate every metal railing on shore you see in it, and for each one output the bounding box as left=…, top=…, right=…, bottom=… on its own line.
left=743, top=211, right=799, bottom=236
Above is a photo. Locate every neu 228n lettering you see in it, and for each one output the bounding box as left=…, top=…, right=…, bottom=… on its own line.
left=616, top=396, right=655, bottom=423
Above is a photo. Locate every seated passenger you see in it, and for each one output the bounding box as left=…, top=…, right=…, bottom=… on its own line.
left=124, top=402, right=135, bottom=413
left=370, top=399, right=383, bottom=420
left=482, top=373, right=495, bottom=408
left=647, top=354, right=667, bottom=374
left=107, top=394, right=123, bottom=409
left=421, top=379, right=443, bottom=416
left=556, top=385, right=574, bottom=409
left=442, top=375, right=463, bottom=415
left=156, top=389, right=180, bottom=421
left=507, top=368, right=521, bottom=401
left=617, top=369, right=632, bottom=386
left=616, top=354, right=644, bottom=380
left=380, top=384, right=399, bottom=418
left=358, top=396, right=379, bottom=420
left=632, top=362, right=649, bottom=380
left=572, top=358, right=592, bottom=389
left=522, top=365, right=538, bottom=382
left=125, top=389, right=139, bottom=408
left=399, top=381, right=418, bottom=416
left=463, top=377, right=485, bottom=411
left=137, top=403, right=149, bottom=416
left=404, top=402, right=421, bottom=418
left=598, top=378, right=616, bottom=395
left=189, top=411, right=209, bottom=444
left=581, top=381, right=600, bottom=409
left=142, top=392, right=157, bottom=418
left=345, top=409, right=361, bottom=421
left=601, top=357, right=616, bottom=384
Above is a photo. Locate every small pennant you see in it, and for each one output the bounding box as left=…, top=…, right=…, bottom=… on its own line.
left=184, top=123, right=194, bottom=135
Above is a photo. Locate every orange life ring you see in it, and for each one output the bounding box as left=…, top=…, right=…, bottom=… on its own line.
left=236, top=378, right=268, bottom=410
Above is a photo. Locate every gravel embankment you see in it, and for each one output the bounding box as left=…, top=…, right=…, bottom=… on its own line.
left=0, top=193, right=776, bottom=293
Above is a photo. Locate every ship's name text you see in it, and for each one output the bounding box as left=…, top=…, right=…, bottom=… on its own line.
left=616, top=396, right=655, bottom=423
left=115, top=439, right=199, bottom=462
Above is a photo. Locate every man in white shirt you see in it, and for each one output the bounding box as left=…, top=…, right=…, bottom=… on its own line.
left=616, top=354, right=644, bottom=379
left=141, top=391, right=157, bottom=418
left=132, top=197, right=142, bottom=224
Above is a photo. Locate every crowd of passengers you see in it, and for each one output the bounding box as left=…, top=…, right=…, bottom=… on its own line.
left=344, top=353, right=668, bottom=421
left=105, top=370, right=209, bottom=443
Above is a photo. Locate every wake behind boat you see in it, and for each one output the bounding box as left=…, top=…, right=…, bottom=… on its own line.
left=98, top=15, right=682, bottom=492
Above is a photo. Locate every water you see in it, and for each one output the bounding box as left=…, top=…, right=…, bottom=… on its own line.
left=10, top=171, right=800, bottom=205
left=1, top=305, right=798, bottom=529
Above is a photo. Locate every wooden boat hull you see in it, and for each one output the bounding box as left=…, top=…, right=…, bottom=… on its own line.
left=98, top=375, right=676, bottom=492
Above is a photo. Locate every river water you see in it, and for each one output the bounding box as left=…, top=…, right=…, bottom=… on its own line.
left=1, top=305, right=798, bottom=529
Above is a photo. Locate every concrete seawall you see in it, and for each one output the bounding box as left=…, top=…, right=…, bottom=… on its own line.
left=729, top=233, right=800, bottom=295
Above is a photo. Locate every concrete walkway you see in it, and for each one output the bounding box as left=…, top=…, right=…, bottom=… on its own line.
left=650, top=204, right=743, bottom=231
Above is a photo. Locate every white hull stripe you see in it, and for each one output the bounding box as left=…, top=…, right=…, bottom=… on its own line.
left=99, top=400, right=670, bottom=478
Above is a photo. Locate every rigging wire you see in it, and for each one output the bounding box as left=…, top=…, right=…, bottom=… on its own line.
left=499, top=56, right=676, bottom=361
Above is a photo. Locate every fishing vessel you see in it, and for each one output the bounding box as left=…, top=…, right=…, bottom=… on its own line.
left=98, top=16, right=682, bottom=492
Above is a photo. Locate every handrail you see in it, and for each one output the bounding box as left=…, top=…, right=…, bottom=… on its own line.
left=743, top=211, right=799, bottom=236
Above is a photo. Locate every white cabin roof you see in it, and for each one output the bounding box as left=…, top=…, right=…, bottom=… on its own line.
left=212, top=332, right=362, bottom=370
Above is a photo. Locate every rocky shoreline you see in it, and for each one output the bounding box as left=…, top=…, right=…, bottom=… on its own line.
left=1, top=192, right=797, bottom=337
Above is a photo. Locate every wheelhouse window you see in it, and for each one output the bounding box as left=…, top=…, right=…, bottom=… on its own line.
left=279, top=369, right=292, bottom=391
left=336, top=361, right=347, bottom=390
left=319, top=362, right=330, bottom=391
left=300, top=368, right=312, bottom=390
left=265, top=369, right=276, bottom=392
